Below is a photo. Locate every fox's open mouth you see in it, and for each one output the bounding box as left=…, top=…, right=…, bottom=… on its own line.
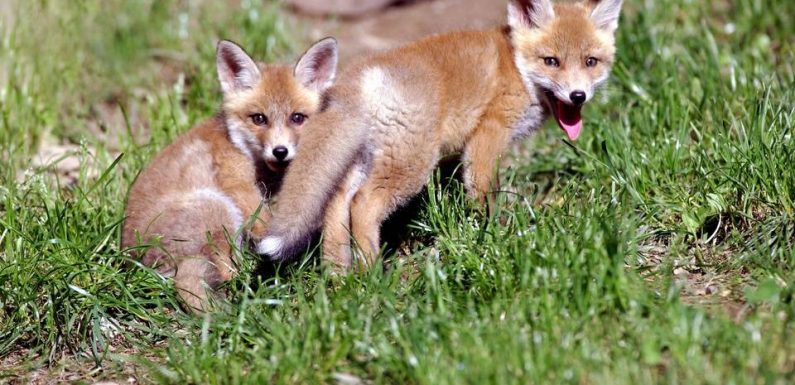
left=545, top=91, right=583, bottom=141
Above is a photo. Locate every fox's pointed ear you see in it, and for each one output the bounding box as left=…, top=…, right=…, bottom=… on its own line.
left=294, top=37, right=338, bottom=93
left=588, top=0, right=623, bottom=33
left=216, top=40, right=261, bottom=94
left=508, top=0, right=555, bottom=30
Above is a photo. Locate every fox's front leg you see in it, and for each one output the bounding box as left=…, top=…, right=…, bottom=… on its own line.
left=462, top=118, right=513, bottom=210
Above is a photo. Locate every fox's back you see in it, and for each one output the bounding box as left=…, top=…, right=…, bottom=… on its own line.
left=121, top=119, right=237, bottom=247
left=326, top=28, right=529, bottom=152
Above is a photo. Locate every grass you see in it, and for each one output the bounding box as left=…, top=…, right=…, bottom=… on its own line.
left=1, top=0, right=793, bottom=383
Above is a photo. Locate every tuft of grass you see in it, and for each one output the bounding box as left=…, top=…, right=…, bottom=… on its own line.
left=2, top=0, right=794, bottom=383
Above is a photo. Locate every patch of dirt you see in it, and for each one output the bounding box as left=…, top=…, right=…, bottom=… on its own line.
left=287, top=0, right=400, bottom=18
left=637, top=231, right=752, bottom=322
left=672, top=262, right=750, bottom=322
left=0, top=1, right=13, bottom=34
left=23, top=140, right=97, bottom=188
left=0, top=346, right=163, bottom=385
left=83, top=96, right=150, bottom=153
left=286, top=0, right=509, bottom=65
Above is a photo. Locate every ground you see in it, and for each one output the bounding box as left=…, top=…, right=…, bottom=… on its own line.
left=0, top=0, right=794, bottom=384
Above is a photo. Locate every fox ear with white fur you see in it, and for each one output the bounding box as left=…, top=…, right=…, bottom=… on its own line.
left=216, top=40, right=261, bottom=95
left=508, top=0, right=556, bottom=30
left=588, top=0, right=623, bottom=33
left=294, top=37, right=338, bottom=93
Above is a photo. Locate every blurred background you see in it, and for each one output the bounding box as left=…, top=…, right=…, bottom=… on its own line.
left=1, top=0, right=509, bottom=184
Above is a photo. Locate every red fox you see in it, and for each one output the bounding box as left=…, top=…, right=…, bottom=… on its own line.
left=258, top=0, right=623, bottom=269
left=122, top=38, right=338, bottom=311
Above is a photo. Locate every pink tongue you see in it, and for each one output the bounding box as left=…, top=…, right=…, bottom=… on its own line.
left=556, top=100, right=583, bottom=140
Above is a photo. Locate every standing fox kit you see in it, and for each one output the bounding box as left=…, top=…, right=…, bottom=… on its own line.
left=122, top=38, right=338, bottom=311
left=258, top=0, right=623, bottom=268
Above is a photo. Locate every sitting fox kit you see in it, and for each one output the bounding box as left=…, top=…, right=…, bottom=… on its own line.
left=122, top=38, right=338, bottom=311
left=258, top=0, right=623, bottom=268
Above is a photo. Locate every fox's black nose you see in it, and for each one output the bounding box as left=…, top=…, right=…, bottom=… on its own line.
left=570, top=91, right=587, bottom=106
left=272, top=146, right=289, bottom=161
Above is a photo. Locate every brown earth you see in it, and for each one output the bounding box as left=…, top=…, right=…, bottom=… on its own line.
left=287, top=0, right=509, bottom=65
left=286, top=0, right=399, bottom=18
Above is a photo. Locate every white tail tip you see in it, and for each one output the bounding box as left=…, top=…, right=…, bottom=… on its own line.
left=256, top=236, right=284, bottom=256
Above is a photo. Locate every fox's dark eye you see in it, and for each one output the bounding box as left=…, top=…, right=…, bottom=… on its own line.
left=543, top=57, right=560, bottom=67
left=250, top=113, right=268, bottom=126
left=290, top=113, right=306, bottom=125
left=585, top=57, right=599, bottom=67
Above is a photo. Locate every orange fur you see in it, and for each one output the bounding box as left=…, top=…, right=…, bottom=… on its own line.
left=122, top=39, right=338, bottom=311
left=259, top=0, right=623, bottom=269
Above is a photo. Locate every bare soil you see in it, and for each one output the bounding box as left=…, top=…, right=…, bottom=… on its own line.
left=287, top=0, right=509, bottom=65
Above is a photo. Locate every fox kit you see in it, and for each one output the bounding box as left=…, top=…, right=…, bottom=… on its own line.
left=122, top=38, right=338, bottom=311
left=258, top=0, right=623, bottom=268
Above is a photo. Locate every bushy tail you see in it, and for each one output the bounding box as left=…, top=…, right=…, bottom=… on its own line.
left=257, top=107, right=367, bottom=261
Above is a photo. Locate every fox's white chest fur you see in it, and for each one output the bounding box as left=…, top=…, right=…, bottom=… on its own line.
left=510, top=102, right=547, bottom=140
